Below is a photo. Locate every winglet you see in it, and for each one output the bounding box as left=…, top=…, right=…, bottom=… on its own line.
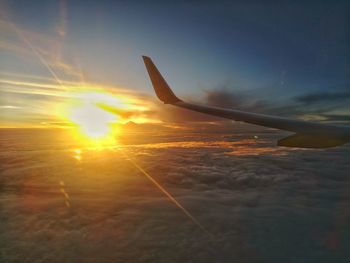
left=142, top=56, right=181, bottom=104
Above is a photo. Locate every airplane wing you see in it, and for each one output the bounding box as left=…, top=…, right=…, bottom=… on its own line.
left=142, top=56, right=350, bottom=148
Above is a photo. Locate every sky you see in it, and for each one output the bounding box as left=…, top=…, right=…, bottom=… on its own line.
left=1, top=0, right=350, bottom=127
left=1, top=2, right=350, bottom=262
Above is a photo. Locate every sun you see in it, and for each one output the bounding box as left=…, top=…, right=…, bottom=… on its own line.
left=60, top=90, right=125, bottom=144
left=69, top=102, right=116, bottom=139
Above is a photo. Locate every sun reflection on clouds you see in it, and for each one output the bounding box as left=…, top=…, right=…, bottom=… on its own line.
left=125, top=139, right=302, bottom=156
left=72, top=149, right=82, bottom=160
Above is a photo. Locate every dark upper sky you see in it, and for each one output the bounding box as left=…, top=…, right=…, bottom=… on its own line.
left=1, top=0, right=350, bottom=125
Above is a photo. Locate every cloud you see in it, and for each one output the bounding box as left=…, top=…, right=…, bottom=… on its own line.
left=98, top=103, right=157, bottom=120
left=1, top=128, right=350, bottom=262
left=0, top=15, right=85, bottom=84
left=156, top=103, right=224, bottom=123
left=322, top=114, right=350, bottom=122
left=56, top=0, right=68, bottom=37
left=148, top=88, right=268, bottom=124
left=182, top=87, right=350, bottom=124
left=205, top=88, right=269, bottom=113
left=0, top=105, right=20, bottom=109
left=0, top=68, right=158, bottom=127
left=295, top=90, right=350, bottom=104
left=206, top=89, right=245, bottom=108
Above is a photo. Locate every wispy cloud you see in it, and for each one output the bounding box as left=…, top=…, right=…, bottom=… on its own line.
left=295, top=90, right=350, bottom=104
left=0, top=15, right=157, bottom=127
left=0, top=73, right=155, bottom=127
left=0, top=105, right=21, bottom=109
left=0, top=18, right=83, bottom=80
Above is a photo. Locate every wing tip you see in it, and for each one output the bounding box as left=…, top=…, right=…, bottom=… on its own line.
left=142, top=55, right=181, bottom=104
left=142, top=55, right=151, bottom=62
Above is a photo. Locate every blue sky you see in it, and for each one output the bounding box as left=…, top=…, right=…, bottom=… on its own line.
left=1, top=0, right=350, bottom=126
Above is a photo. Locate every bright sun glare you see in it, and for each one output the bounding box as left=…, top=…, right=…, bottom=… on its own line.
left=61, top=90, right=124, bottom=144
left=69, top=103, right=116, bottom=139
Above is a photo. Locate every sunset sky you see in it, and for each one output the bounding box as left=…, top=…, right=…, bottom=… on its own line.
left=1, top=2, right=350, bottom=262
left=1, top=0, right=349, bottom=128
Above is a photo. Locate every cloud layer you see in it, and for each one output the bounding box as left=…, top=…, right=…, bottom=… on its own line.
left=1, top=128, right=350, bottom=262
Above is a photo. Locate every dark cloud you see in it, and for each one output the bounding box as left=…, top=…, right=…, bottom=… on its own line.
left=206, top=89, right=245, bottom=108
left=187, top=88, right=350, bottom=124
left=205, top=88, right=269, bottom=113
left=322, top=114, right=350, bottom=122
left=295, top=90, right=350, bottom=104
left=157, top=104, right=223, bottom=123
left=99, top=103, right=157, bottom=120
left=152, top=89, right=269, bottom=123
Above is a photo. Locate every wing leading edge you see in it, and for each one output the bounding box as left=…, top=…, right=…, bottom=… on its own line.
left=142, top=56, right=350, bottom=148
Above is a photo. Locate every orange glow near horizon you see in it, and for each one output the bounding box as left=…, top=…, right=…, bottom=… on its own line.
left=0, top=74, right=158, bottom=129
